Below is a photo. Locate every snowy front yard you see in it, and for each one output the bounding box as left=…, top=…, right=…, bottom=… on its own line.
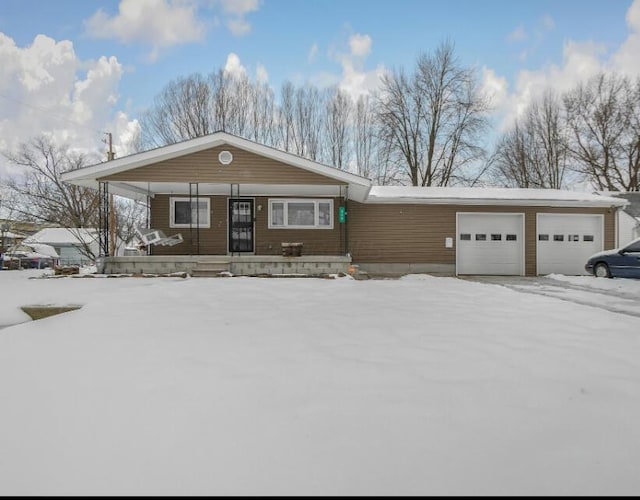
left=0, top=271, right=639, bottom=495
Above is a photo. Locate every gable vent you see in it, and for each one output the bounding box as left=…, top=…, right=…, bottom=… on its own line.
left=218, top=150, right=233, bottom=165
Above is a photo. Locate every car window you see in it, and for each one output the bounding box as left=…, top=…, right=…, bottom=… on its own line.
left=623, top=241, right=640, bottom=253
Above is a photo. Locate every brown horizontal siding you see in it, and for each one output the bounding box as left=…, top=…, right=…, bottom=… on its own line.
left=149, top=195, right=344, bottom=256
left=254, top=197, right=344, bottom=255
left=101, top=145, right=346, bottom=185
left=150, top=195, right=227, bottom=256
left=348, top=202, right=616, bottom=276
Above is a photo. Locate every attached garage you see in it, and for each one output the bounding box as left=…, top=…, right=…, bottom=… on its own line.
left=456, top=213, right=524, bottom=275
left=353, top=187, right=625, bottom=277
left=536, top=214, right=603, bottom=276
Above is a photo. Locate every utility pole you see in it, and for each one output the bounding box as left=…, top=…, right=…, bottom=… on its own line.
left=106, top=133, right=116, bottom=256
left=106, top=132, right=115, bottom=161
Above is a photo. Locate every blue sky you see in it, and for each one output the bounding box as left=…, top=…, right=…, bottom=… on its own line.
left=0, top=0, right=638, bottom=172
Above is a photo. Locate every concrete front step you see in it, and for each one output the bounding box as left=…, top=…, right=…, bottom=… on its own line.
left=191, top=261, right=231, bottom=277
left=191, top=270, right=231, bottom=278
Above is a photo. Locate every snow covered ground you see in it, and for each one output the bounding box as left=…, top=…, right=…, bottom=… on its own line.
left=1, top=270, right=639, bottom=495
left=547, top=273, right=640, bottom=295
left=465, top=274, right=640, bottom=318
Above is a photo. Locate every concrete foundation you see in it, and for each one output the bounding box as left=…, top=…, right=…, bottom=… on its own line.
left=354, top=262, right=456, bottom=277
left=101, top=255, right=352, bottom=276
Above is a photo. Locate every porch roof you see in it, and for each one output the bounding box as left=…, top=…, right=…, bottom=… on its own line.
left=61, top=132, right=372, bottom=202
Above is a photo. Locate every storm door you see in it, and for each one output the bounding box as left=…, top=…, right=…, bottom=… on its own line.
left=228, top=199, right=254, bottom=253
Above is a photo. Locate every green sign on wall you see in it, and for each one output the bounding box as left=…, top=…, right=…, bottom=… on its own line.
left=338, top=206, right=347, bottom=223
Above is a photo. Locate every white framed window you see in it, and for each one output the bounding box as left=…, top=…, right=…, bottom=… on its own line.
left=170, top=197, right=210, bottom=228
left=268, top=199, right=333, bottom=229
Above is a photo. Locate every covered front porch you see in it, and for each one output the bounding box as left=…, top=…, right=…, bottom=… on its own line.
left=60, top=132, right=373, bottom=275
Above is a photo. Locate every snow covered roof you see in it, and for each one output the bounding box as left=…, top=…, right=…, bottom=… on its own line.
left=366, top=186, right=629, bottom=208
left=2, top=231, right=26, bottom=239
left=7, top=242, right=59, bottom=258
left=24, top=228, right=98, bottom=246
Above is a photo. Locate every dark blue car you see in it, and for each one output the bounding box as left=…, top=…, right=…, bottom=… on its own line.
left=585, top=238, right=640, bottom=278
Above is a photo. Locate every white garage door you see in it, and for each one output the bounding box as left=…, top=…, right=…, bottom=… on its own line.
left=457, top=213, right=524, bottom=275
left=537, top=214, right=603, bottom=275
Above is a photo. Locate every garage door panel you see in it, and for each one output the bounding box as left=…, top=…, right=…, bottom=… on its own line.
left=457, top=213, right=524, bottom=275
left=537, top=214, right=603, bottom=275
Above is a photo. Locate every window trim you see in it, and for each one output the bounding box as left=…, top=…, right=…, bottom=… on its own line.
left=268, top=198, right=334, bottom=230
left=169, top=197, right=211, bottom=229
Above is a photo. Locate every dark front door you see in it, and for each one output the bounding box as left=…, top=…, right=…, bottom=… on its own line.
left=229, top=198, right=254, bottom=253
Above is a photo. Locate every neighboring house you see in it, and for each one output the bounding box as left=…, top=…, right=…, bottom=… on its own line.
left=600, top=192, right=640, bottom=247
left=0, top=219, right=51, bottom=238
left=23, top=228, right=119, bottom=266
left=1, top=230, right=26, bottom=249
left=61, top=131, right=627, bottom=276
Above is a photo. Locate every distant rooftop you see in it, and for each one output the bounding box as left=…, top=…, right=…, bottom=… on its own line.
left=24, top=228, right=98, bottom=246
left=603, top=192, right=640, bottom=218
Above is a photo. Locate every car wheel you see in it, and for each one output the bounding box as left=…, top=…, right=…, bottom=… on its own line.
left=594, top=262, right=611, bottom=278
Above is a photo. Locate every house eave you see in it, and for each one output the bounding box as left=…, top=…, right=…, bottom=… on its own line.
left=61, top=132, right=372, bottom=190
left=69, top=180, right=370, bottom=203
left=363, top=197, right=627, bottom=208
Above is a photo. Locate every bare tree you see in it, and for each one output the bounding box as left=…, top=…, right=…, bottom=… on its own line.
left=2, top=137, right=144, bottom=259
left=529, top=91, right=568, bottom=189
left=135, top=49, right=494, bottom=187
left=226, top=73, right=252, bottom=136
left=376, top=67, right=424, bottom=185
left=250, top=82, right=277, bottom=145
left=294, top=84, right=323, bottom=160
left=492, top=90, right=568, bottom=189
left=353, top=94, right=404, bottom=184
left=209, top=69, right=233, bottom=133
left=564, top=72, right=640, bottom=191
left=141, top=74, right=212, bottom=148
left=492, top=120, right=532, bottom=187
left=324, top=87, right=352, bottom=169
left=376, top=41, right=490, bottom=186
left=278, top=81, right=296, bottom=153
left=354, top=95, right=376, bottom=178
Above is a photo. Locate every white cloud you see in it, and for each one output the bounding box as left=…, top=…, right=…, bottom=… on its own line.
left=223, top=52, right=247, bottom=78
left=84, top=0, right=261, bottom=59
left=339, top=60, right=386, bottom=101
left=0, top=33, right=138, bottom=176
left=308, top=43, right=319, bottom=64
left=611, top=0, right=640, bottom=75
left=221, top=53, right=268, bottom=85
left=348, top=33, right=372, bottom=58
left=490, top=0, right=640, bottom=132
left=507, top=25, right=527, bottom=43
left=339, top=33, right=383, bottom=100
left=480, top=66, right=508, bottom=111
left=496, top=40, right=607, bottom=130
left=541, top=14, right=555, bottom=31
left=318, top=32, right=384, bottom=101
left=85, top=0, right=205, bottom=60
left=215, top=0, right=259, bottom=37
left=227, top=17, right=252, bottom=36
left=217, top=0, right=259, bottom=16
